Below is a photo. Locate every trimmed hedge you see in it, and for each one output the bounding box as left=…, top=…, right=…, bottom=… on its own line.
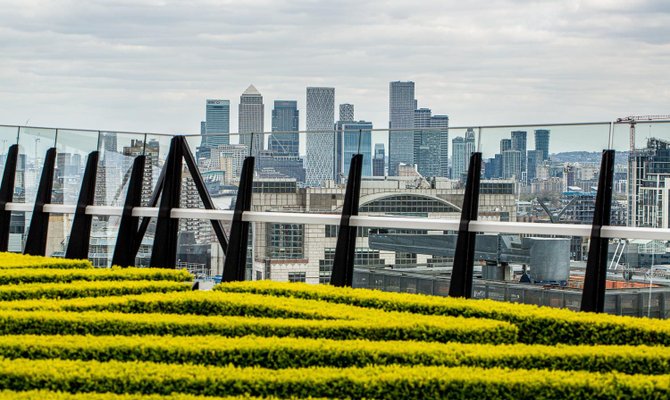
left=0, top=267, right=192, bottom=284
left=0, top=390, right=261, bottom=400
left=0, top=335, right=666, bottom=375
left=0, top=310, right=517, bottom=344
left=216, top=281, right=670, bottom=346
left=0, top=358, right=667, bottom=399
left=0, top=281, right=191, bottom=301
left=0, top=253, right=92, bottom=269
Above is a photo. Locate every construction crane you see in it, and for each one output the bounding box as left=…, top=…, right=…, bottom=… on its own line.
left=616, top=115, right=670, bottom=153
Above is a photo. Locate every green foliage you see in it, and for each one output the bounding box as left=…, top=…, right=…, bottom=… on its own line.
left=0, top=281, right=190, bottom=301
left=0, top=253, right=92, bottom=269
left=0, top=358, right=667, bottom=399
left=0, top=267, right=192, bottom=284
left=0, top=335, right=666, bottom=375
left=216, top=281, right=670, bottom=346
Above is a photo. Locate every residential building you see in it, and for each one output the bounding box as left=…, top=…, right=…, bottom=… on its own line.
left=535, top=129, right=550, bottom=161
left=451, top=128, right=476, bottom=181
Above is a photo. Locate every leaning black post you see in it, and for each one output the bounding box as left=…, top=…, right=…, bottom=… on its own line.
left=448, top=152, right=482, bottom=298
left=180, top=139, right=228, bottom=252
left=65, top=151, right=99, bottom=260
left=330, top=154, right=363, bottom=287
left=150, top=136, right=183, bottom=268
left=24, top=147, right=57, bottom=256
left=222, top=156, right=255, bottom=282
left=0, top=144, right=18, bottom=251
left=581, top=149, right=615, bottom=313
left=111, top=155, right=146, bottom=267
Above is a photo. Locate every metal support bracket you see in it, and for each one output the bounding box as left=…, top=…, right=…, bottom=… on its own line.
left=111, top=155, right=146, bottom=267
left=0, top=144, right=18, bottom=251
left=449, top=152, right=482, bottom=298
left=24, top=147, right=57, bottom=256
left=222, top=156, right=255, bottom=282
left=581, top=149, right=615, bottom=313
left=330, top=154, right=363, bottom=287
left=65, top=151, right=99, bottom=260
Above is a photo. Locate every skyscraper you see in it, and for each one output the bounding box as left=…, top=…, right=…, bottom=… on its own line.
left=431, top=114, right=449, bottom=178
left=535, top=129, right=550, bottom=161
left=373, top=143, right=385, bottom=176
left=451, top=128, right=476, bottom=181
left=526, top=149, right=543, bottom=183
left=204, top=99, right=230, bottom=147
left=238, top=85, right=264, bottom=156
left=413, top=108, right=440, bottom=178
left=270, top=100, right=299, bottom=157
left=389, top=81, right=416, bottom=176
left=511, top=131, right=527, bottom=182
left=502, top=150, right=522, bottom=180
left=305, top=87, right=335, bottom=186
left=336, top=120, right=372, bottom=179
left=339, top=104, right=354, bottom=122
left=500, top=138, right=512, bottom=153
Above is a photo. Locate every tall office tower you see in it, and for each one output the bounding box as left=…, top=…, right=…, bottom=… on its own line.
left=451, top=128, right=476, bottom=181
left=238, top=85, right=264, bottom=156
left=534, top=129, right=550, bottom=161
left=389, top=81, right=416, bottom=176
left=305, top=87, right=335, bottom=186
left=373, top=143, right=385, bottom=176
left=99, top=132, right=117, bottom=154
left=269, top=100, right=299, bottom=157
left=511, top=131, right=527, bottom=182
left=335, top=120, right=373, bottom=179
left=502, top=150, right=522, bottom=180
left=431, top=115, right=449, bottom=177
left=526, top=150, right=543, bottom=183
left=500, top=138, right=512, bottom=153
left=413, top=108, right=440, bottom=178
left=339, top=104, right=354, bottom=121
left=205, top=99, right=230, bottom=148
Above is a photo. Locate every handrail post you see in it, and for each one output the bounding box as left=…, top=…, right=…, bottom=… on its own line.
left=222, top=156, right=255, bottom=282
left=449, top=152, right=482, bottom=298
left=0, top=144, right=19, bottom=251
left=64, top=151, right=99, bottom=260
left=24, top=147, right=57, bottom=256
left=581, top=149, right=615, bottom=313
left=330, top=154, right=363, bottom=287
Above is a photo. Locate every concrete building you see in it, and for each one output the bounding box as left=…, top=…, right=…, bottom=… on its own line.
left=629, top=138, right=670, bottom=228
left=373, top=143, right=385, bottom=177
left=502, top=150, right=522, bottom=180
left=249, top=177, right=517, bottom=284
left=238, top=85, right=264, bottom=156
left=305, top=87, right=335, bottom=186
left=339, top=103, right=354, bottom=122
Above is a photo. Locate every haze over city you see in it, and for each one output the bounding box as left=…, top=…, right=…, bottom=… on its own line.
left=1, top=0, right=669, bottom=134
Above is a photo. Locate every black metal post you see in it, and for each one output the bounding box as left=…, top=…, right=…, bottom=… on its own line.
left=222, top=156, right=255, bottom=282
left=0, top=144, right=18, bottom=251
left=131, top=157, right=166, bottom=258
left=330, top=154, right=363, bottom=287
left=111, top=155, right=146, bottom=267
left=581, top=149, right=615, bottom=313
left=180, top=139, right=228, bottom=252
left=24, top=147, right=57, bottom=256
left=448, top=152, right=482, bottom=298
left=65, top=151, right=99, bottom=260
left=150, top=137, right=183, bottom=268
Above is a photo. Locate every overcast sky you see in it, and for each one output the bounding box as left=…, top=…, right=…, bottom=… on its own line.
left=0, top=0, right=668, bottom=142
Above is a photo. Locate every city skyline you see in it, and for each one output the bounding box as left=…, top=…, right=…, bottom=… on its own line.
left=0, top=1, right=667, bottom=137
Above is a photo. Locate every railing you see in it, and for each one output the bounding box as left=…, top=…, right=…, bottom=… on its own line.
left=1, top=120, right=670, bottom=316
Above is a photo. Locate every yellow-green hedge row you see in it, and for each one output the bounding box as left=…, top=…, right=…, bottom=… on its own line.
left=0, top=253, right=92, bottom=269
left=0, top=267, right=192, bottom=284
left=0, top=390, right=262, bottom=400
left=0, top=310, right=516, bottom=344
left=0, top=281, right=191, bottom=301
left=216, top=281, right=670, bottom=346
left=0, top=358, right=667, bottom=399
left=0, top=334, right=667, bottom=375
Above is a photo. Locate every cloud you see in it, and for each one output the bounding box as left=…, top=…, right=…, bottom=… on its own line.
left=0, top=0, right=668, bottom=141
